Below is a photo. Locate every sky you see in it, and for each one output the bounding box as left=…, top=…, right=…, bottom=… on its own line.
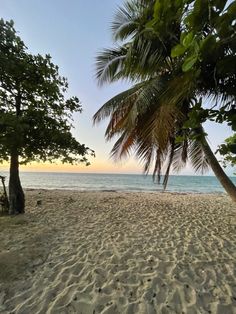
left=1, top=0, right=234, bottom=175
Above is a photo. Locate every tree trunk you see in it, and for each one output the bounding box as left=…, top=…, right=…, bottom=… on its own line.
left=9, top=151, right=25, bottom=214
left=201, top=136, right=236, bottom=202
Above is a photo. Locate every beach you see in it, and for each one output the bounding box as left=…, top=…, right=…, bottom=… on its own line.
left=0, top=190, right=235, bottom=314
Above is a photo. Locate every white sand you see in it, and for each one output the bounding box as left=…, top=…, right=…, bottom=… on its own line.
left=0, top=190, right=236, bottom=314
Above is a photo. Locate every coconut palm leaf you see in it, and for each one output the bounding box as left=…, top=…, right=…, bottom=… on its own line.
left=96, top=46, right=127, bottom=85
left=110, top=128, right=137, bottom=160
left=93, top=83, right=143, bottom=124
left=111, top=0, right=155, bottom=41
left=189, top=138, right=209, bottom=174
left=162, top=138, right=175, bottom=189
left=171, top=138, right=189, bottom=173
left=111, top=4, right=139, bottom=41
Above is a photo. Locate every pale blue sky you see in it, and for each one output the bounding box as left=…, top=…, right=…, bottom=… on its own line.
left=1, top=0, right=234, bottom=175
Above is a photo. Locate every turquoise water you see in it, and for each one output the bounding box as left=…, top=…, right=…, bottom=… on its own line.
left=2, top=172, right=235, bottom=194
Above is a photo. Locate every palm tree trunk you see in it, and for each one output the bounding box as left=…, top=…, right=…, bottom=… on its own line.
left=9, top=150, right=25, bottom=214
left=201, top=136, right=236, bottom=202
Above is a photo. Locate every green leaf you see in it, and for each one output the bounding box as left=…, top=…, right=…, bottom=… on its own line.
left=184, top=13, right=194, bottom=28
left=228, top=144, right=236, bottom=154
left=180, top=32, right=187, bottom=44
left=182, top=55, right=198, bottom=72
left=171, top=44, right=186, bottom=58
left=182, top=32, right=194, bottom=48
left=193, top=40, right=200, bottom=54
left=153, top=0, right=162, bottom=20
left=200, top=35, right=216, bottom=56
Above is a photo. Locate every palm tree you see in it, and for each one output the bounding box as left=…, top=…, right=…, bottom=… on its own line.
left=94, top=0, right=236, bottom=200
left=94, top=75, right=209, bottom=188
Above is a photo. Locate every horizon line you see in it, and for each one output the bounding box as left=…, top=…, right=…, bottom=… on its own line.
left=0, top=170, right=235, bottom=177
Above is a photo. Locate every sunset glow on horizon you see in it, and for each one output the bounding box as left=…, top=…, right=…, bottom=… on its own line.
left=0, top=158, right=144, bottom=174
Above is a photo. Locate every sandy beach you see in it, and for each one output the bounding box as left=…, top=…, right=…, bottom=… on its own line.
left=0, top=190, right=235, bottom=314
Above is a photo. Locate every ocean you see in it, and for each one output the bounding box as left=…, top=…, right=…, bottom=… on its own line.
left=1, top=172, right=236, bottom=194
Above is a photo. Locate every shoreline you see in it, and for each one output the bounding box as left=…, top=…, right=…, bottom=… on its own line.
left=0, top=190, right=235, bottom=313
left=24, top=187, right=227, bottom=196
left=1, top=172, right=235, bottom=195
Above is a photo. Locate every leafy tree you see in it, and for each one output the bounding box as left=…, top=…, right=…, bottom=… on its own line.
left=94, top=0, right=236, bottom=201
left=150, top=0, right=236, bottom=197
left=218, top=134, right=236, bottom=168
left=0, top=19, right=93, bottom=214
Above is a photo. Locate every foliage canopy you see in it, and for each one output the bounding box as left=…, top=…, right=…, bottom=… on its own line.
left=0, top=19, right=93, bottom=166
left=95, top=0, right=236, bottom=173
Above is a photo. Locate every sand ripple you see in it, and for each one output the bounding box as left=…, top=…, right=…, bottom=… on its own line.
left=0, top=190, right=235, bottom=313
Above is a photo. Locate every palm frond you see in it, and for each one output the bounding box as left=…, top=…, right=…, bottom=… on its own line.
left=112, top=4, right=138, bottom=41
left=111, top=0, right=154, bottom=41
left=93, top=83, right=143, bottom=125
left=189, top=137, right=209, bottom=174
left=152, top=148, right=162, bottom=183
left=135, top=138, right=157, bottom=174
left=123, top=35, right=169, bottom=80
left=110, top=129, right=136, bottom=160
left=95, top=46, right=127, bottom=85
left=162, top=139, right=175, bottom=190
left=171, top=139, right=189, bottom=173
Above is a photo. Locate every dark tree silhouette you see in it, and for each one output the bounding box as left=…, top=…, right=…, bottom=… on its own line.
left=0, top=20, right=94, bottom=214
